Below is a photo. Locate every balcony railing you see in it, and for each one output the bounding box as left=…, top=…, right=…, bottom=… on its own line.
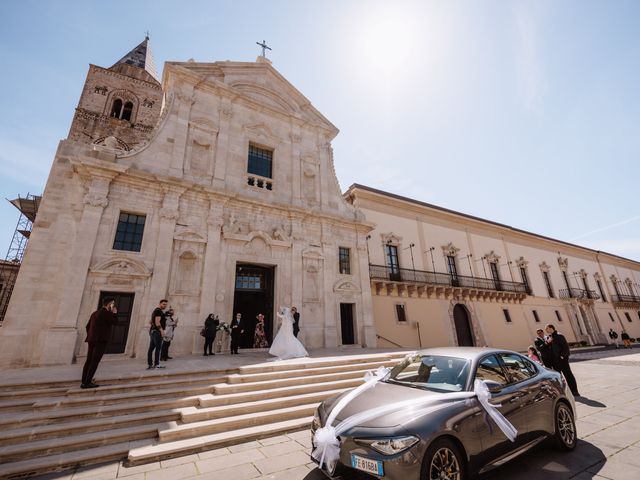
left=369, top=264, right=528, bottom=294
left=559, top=288, right=600, bottom=300
left=612, top=294, right=640, bottom=307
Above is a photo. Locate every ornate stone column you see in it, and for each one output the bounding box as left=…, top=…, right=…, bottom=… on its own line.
left=355, top=232, right=377, bottom=347
left=198, top=199, right=224, bottom=327
left=45, top=171, right=116, bottom=364
left=134, top=186, right=183, bottom=356
left=213, top=101, right=233, bottom=181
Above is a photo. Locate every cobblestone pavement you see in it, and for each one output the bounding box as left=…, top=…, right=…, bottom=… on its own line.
left=35, top=350, right=640, bottom=480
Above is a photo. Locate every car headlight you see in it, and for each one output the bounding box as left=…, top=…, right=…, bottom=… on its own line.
left=355, top=436, right=419, bottom=455
left=312, top=408, right=321, bottom=431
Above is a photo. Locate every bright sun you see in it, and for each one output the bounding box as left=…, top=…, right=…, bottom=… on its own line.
left=355, top=6, right=422, bottom=75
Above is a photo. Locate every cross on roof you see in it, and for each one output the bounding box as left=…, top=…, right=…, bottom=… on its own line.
left=256, top=40, right=272, bottom=58
left=145, top=30, right=151, bottom=40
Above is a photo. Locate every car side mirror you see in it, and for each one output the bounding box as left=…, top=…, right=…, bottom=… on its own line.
left=484, top=380, right=503, bottom=394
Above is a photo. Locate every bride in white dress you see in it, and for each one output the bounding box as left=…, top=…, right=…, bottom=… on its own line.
left=269, top=307, right=308, bottom=360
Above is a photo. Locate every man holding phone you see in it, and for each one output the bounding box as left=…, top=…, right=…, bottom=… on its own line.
left=81, top=296, right=118, bottom=388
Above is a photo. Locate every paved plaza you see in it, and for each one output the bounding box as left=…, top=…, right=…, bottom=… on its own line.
left=26, top=347, right=640, bottom=480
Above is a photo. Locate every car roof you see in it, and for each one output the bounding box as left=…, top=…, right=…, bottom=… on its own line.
left=412, top=347, right=520, bottom=361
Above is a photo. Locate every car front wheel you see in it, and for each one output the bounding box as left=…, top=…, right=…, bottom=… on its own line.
left=553, top=402, right=577, bottom=451
left=421, top=437, right=466, bottom=480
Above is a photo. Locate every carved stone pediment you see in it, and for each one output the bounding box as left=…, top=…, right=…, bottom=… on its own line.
left=90, top=257, right=151, bottom=277
left=515, top=256, right=529, bottom=268
left=302, top=248, right=324, bottom=259
left=382, top=233, right=402, bottom=247
left=441, top=242, right=460, bottom=257
left=174, top=228, right=207, bottom=243
left=557, top=256, right=569, bottom=271
left=233, top=83, right=296, bottom=114
left=539, top=261, right=551, bottom=272
left=484, top=250, right=501, bottom=264
left=243, top=123, right=280, bottom=145
left=333, top=278, right=361, bottom=293
left=223, top=229, right=292, bottom=248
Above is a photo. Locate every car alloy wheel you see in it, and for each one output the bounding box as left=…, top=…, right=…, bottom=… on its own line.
left=554, top=403, right=577, bottom=451
left=422, top=438, right=465, bottom=480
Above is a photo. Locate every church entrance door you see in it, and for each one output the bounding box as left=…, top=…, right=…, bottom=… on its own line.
left=233, top=264, right=274, bottom=348
left=98, top=291, right=135, bottom=354
left=453, top=304, right=475, bottom=346
left=340, top=303, right=356, bottom=345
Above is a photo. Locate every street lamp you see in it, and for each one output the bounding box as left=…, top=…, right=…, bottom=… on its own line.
left=403, top=243, right=416, bottom=280
left=425, top=246, right=435, bottom=272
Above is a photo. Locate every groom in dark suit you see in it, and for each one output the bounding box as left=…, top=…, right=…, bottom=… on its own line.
left=292, top=306, right=300, bottom=338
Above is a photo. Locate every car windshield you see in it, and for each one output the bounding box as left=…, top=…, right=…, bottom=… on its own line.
left=384, top=354, right=470, bottom=392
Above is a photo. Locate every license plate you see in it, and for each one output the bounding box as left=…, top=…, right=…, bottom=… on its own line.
left=351, top=454, right=384, bottom=476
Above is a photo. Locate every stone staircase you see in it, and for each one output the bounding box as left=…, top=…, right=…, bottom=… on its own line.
left=0, top=353, right=406, bottom=478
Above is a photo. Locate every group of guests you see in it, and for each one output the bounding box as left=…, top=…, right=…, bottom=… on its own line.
left=526, top=324, right=580, bottom=397
left=147, top=299, right=179, bottom=369
left=608, top=328, right=634, bottom=349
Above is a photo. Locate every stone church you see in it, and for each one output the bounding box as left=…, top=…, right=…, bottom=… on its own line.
left=0, top=38, right=375, bottom=367
left=2, top=37, right=640, bottom=368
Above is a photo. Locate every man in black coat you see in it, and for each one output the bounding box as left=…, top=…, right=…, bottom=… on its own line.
left=292, top=306, right=300, bottom=338
left=230, top=313, right=243, bottom=354
left=81, top=297, right=118, bottom=388
left=545, top=323, right=580, bottom=397
left=534, top=328, right=554, bottom=368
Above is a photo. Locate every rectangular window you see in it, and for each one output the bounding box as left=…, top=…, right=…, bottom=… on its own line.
left=395, top=304, right=407, bottom=323
left=338, top=247, right=351, bottom=275
left=447, top=255, right=458, bottom=278
left=520, top=267, right=530, bottom=293
left=543, top=271, right=554, bottom=298
left=532, top=310, right=540, bottom=323
left=247, top=144, right=273, bottom=179
left=597, top=280, right=607, bottom=302
left=555, top=310, right=563, bottom=322
left=562, top=271, right=571, bottom=291
left=385, top=245, right=400, bottom=278
left=625, top=312, right=632, bottom=323
left=503, top=309, right=512, bottom=323
left=113, top=212, right=146, bottom=252
left=609, top=312, right=615, bottom=322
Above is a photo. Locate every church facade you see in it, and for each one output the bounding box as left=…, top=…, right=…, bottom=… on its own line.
left=1, top=38, right=639, bottom=367
left=0, top=39, right=375, bottom=367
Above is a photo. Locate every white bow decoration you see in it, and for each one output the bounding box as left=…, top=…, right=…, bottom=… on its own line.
left=312, top=368, right=518, bottom=470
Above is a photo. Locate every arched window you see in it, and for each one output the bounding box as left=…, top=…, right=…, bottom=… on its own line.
left=110, top=99, right=123, bottom=118
left=122, top=102, right=133, bottom=121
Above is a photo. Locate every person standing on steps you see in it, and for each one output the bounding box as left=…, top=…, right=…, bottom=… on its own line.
left=545, top=323, right=579, bottom=397
left=161, top=307, right=178, bottom=361
left=292, top=306, right=300, bottom=338
left=253, top=313, right=269, bottom=348
left=81, top=297, right=118, bottom=388
left=203, top=313, right=218, bottom=355
left=148, top=299, right=167, bottom=369
left=230, top=312, right=243, bottom=354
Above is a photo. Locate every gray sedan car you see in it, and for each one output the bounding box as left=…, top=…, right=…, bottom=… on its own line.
left=311, top=347, right=576, bottom=480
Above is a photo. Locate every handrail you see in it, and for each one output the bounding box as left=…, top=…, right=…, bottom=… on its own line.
left=375, top=334, right=404, bottom=348
left=612, top=294, right=640, bottom=304
left=369, top=264, right=528, bottom=294
left=559, top=288, right=600, bottom=300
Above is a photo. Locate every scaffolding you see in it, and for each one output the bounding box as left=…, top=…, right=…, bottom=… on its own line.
left=0, top=193, right=41, bottom=324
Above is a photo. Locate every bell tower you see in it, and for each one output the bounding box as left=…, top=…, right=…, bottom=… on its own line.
left=68, top=36, right=163, bottom=152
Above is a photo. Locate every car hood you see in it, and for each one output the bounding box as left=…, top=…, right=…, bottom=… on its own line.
left=322, top=381, right=459, bottom=428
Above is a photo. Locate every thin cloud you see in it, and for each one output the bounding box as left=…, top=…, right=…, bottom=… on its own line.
left=570, top=216, right=640, bottom=241
left=514, top=3, right=548, bottom=112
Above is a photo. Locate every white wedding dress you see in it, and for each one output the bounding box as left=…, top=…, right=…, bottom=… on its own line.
left=269, top=307, right=309, bottom=360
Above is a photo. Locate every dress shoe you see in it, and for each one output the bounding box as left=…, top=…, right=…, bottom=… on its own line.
left=146, top=365, right=154, bottom=370
left=155, top=365, right=166, bottom=369
left=88, top=383, right=100, bottom=388
left=166, top=356, right=173, bottom=359
left=80, top=383, right=91, bottom=389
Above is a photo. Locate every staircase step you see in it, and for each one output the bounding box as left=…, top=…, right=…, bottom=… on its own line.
left=213, top=367, right=371, bottom=394
left=180, top=388, right=347, bottom=423
left=226, top=359, right=394, bottom=384
left=128, top=416, right=312, bottom=465
left=159, top=403, right=318, bottom=442
left=0, top=440, right=149, bottom=479
left=0, top=394, right=204, bottom=429
left=200, top=377, right=363, bottom=407
left=0, top=409, right=182, bottom=446
left=0, top=422, right=168, bottom=464
left=237, top=353, right=397, bottom=374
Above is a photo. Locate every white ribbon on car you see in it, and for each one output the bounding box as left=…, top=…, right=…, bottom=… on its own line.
left=312, top=366, right=518, bottom=470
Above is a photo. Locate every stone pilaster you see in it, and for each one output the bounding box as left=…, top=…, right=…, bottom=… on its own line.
left=44, top=172, right=115, bottom=365
left=198, top=200, right=224, bottom=324
left=213, top=101, right=233, bottom=181
left=356, top=233, right=377, bottom=347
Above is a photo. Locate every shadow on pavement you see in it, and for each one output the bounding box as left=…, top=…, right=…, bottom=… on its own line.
left=482, top=439, right=605, bottom=479
left=575, top=396, right=607, bottom=408
left=304, top=440, right=606, bottom=480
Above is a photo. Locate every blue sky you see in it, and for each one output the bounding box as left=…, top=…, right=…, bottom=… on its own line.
left=1, top=0, right=639, bottom=261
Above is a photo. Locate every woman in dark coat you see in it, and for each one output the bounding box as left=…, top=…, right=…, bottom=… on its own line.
left=203, top=314, right=218, bottom=356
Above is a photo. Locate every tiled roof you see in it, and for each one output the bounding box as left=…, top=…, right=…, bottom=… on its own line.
left=112, top=36, right=159, bottom=81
